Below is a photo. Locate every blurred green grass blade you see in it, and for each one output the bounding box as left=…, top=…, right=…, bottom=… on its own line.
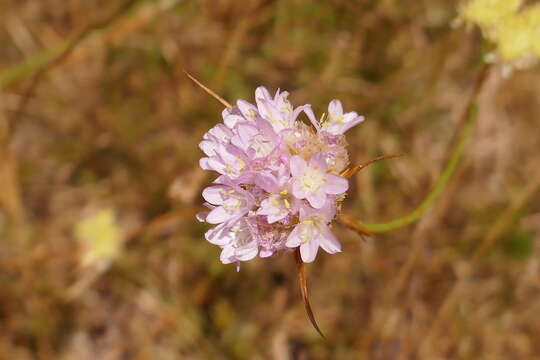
left=0, top=37, right=73, bottom=90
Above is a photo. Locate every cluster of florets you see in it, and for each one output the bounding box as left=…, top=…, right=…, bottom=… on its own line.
left=197, top=87, right=364, bottom=269
left=460, top=0, right=540, bottom=71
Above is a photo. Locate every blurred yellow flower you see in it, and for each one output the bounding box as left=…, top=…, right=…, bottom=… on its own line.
left=462, top=0, right=521, bottom=27
left=75, top=209, right=123, bottom=267
left=462, top=0, right=540, bottom=65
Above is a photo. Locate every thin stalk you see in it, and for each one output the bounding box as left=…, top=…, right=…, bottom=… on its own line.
left=362, top=111, right=475, bottom=233
left=342, top=65, right=491, bottom=234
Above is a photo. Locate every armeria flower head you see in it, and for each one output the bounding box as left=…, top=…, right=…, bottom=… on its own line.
left=198, top=86, right=365, bottom=268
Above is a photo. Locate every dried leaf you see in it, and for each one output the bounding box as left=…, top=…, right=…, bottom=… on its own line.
left=340, top=153, right=402, bottom=179
left=183, top=70, right=232, bottom=108
left=295, top=248, right=325, bottom=339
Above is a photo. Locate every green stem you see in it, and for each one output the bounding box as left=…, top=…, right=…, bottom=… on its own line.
left=359, top=104, right=478, bottom=233
left=346, top=63, right=491, bottom=234
left=0, top=0, right=139, bottom=90
left=0, top=38, right=73, bottom=90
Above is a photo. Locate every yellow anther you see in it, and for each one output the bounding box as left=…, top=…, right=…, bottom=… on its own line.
left=283, top=199, right=291, bottom=209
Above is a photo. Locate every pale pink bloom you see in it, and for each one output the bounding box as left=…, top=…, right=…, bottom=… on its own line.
left=231, top=120, right=280, bottom=160
left=305, top=100, right=365, bottom=135
left=202, top=185, right=254, bottom=225
left=202, top=144, right=251, bottom=181
left=218, top=219, right=259, bottom=271
left=238, top=98, right=262, bottom=121
left=290, top=153, right=348, bottom=209
left=285, top=204, right=341, bottom=263
left=199, top=124, right=233, bottom=157
left=323, top=100, right=365, bottom=135
left=256, top=166, right=299, bottom=223
left=255, top=87, right=306, bottom=133
left=222, top=107, right=246, bottom=128
left=197, top=87, right=365, bottom=267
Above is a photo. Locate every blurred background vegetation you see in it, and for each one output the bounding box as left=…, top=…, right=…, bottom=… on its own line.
left=1, top=0, right=540, bottom=359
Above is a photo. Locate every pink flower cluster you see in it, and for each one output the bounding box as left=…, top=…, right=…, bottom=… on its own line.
left=197, top=87, right=364, bottom=269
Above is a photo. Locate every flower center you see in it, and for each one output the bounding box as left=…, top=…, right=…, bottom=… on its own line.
left=300, top=170, right=326, bottom=193
left=251, top=134, right=274, bottom=158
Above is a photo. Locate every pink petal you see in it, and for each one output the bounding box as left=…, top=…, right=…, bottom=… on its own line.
left=307, top=191, right=327, bottom=209
left=205, top=223, right=231, bottom=245
left=259, top=248, right=274, bottom=258
left=254, top=117, right=277, bottom=137
left=340, top=115, right=365, bottom=133
left=319, top=225, right=342, bottom=254
left=310, top=152, right=328, bottom=171
left=302, top=105, right=320, bottom=130
left=318, top=201, right=337, bottom=221
left=256, top=205, right=271, bottom=216
left=300, top=239, right=319, bottom=263
left=202, top=186, right=225, bottom=205
left=207, top=124, right=232, bottom=142
left=231, top=123, right=258, bottom=151
left=328, top=99, right=343, bottom=117
left=290, top=155, right=307, bottom=177
left=236, top=244, right=258, bottom=261
left=206, top=206, right=231, bottom=224
left=257, top=99, right=274, bottom=121
left=199, top=157, right=212, bottom=170
left=277, top=165, right=290, bottom=186
left=291, top=105, right=306, bottom=122
left=255, top=86, right=271, bottom=101
left=254, top=173, right=278, bottom=193
left=221, top=107, right=232, bottom=120
left=274, top=88, right=288, bottom=101
left=220, top=246, right=236, bottom=264
left=342, top=112, right=359, bottom=123
left=292, top=179, right=307, bottom=200
left=267, top=213, right=287, bottom=224
left=199, top=140, right=217, bottom=156
left=324, top=174, right=348, bottom=195
left=286, top=226, right=302, bottom=248
left=224, top=114, right=245, bottom=128
left=236, top=99, right=257, bottom=119
left=205, top=157, right=227, bottom=174
left=196, top=211, right=209, bottom=222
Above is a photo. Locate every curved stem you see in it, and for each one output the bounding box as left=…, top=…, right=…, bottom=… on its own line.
left=0, top=0, right=138, bottom=91
left=341, top=65, right=491, bottom=234
left=0, top=39, right=72, bottom=90
left=363, top=110, right=475, bottom=233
